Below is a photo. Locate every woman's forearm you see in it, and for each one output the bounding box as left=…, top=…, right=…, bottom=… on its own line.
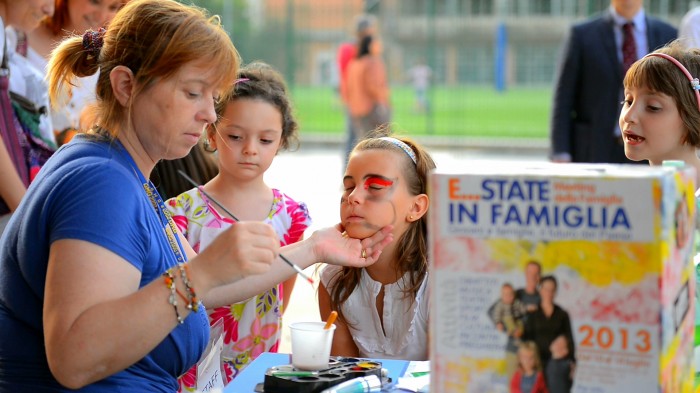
left=203, top=238, right=316, bottom=308
left=202, top=225, right=393, bottom=309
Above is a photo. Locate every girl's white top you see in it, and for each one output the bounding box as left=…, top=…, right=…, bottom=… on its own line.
left=25, top=43, right=98, bottom=133
left=320, top=265, right=429, bottom=361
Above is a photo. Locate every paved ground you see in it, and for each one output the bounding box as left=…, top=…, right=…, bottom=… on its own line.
left=264, top=143, right=548, bottom=352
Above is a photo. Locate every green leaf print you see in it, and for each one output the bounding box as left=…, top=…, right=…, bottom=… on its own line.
left=192, top=204, right=209, bottom=220
left=231, top=302, right=245, bottom=320
left=178, top=193, right=193, bottom=211
left=255, top=288, right=278, bottom=316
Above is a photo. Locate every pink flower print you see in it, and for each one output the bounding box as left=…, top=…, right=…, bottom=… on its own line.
left=30, top=167, right=41, bottom=181
left=201, top=191, right=235, bottom=224
left=268, top=340, right=280, bottom=353
left=171, top=215, right=189, bottom=234
left=177, top=365, right=197, bottom=392
left=283, top=201, right=310, bottom=245
left=222, top=361, right=235, bottom=385
left=202, top=213, right=234, bottom=229
left=233, top=317, right=278, bottom=359
left=209, top=305, right=241, bottom=344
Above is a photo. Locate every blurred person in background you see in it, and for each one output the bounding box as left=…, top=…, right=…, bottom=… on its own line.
left=341, top=35, right=391, bottom=162
left=406, top=57, right=432, bottom=113
left=679, top=2, right=700, bottom=49
left=23, top=0, right=126, bottom=145
left=337, top=14, right=376, bottom=168
left=0, top=0, right=55, bottom=232
left=549, top=0, right=676, bottom=164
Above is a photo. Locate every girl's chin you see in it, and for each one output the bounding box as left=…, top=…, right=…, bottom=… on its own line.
left=623, top=151, right=647, bottom=163
left=629, top=157, right=650, bottom=164
left=344, top=227, right=379, bottom=240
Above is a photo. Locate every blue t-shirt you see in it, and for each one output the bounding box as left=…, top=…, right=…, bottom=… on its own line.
left=0, top=134, right=209, bottom=392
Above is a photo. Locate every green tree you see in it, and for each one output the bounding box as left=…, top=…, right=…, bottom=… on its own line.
left=178, top=0, right=295, bottom=83
left=177, top=0, right=250, bottom=49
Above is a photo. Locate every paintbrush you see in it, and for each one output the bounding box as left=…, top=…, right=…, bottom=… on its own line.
left=324, top=311, right=338, bottom=329
left=177, top=170, right=314, bottom=284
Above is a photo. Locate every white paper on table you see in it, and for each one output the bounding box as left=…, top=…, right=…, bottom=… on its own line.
left=396, top=374, right=430, bottom=392
left=403, top=360, right=430, bottom=377
left=396, top=361, right=430, bottom=392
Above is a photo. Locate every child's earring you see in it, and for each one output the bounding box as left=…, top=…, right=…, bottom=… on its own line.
left=408, top=215, right=414, bottom=221
left=203, top=138, right=216, bottom=153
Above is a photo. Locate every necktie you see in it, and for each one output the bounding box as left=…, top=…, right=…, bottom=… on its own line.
left=622, top=22, right=637, bottom=76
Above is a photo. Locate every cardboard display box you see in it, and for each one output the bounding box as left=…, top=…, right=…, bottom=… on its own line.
left=429, top=163, right=696, bottom=393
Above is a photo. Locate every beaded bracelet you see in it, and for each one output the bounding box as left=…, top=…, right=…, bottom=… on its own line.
left=178, top=263, right=199, bottom=312
left=163, top=268, right=184, bottom=324
left=164, top=267, right=188, bottom=303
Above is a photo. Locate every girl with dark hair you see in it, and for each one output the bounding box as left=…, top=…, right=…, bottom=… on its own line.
left=167, top=61, right=311, bottom=387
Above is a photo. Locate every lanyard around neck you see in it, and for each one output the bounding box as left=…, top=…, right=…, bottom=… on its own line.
left=117, top=140, right=187, bottom=265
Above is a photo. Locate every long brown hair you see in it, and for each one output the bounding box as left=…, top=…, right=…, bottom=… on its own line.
left=47, top=0, right=240, bottom=137
left=329, top=132, right=436, bottom=324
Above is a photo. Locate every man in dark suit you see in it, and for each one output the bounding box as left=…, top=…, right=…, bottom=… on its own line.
left=549, top=0, right=677, bottom=163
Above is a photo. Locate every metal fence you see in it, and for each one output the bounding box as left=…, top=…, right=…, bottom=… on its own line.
left=186, top=0, right=695, bottom=137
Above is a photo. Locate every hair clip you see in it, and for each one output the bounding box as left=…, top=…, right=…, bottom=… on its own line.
left=82, top=28, right=105, bottom=58
left=644, top=53, right=700, bottom=111
left=235, top=78, right=250, bottom=84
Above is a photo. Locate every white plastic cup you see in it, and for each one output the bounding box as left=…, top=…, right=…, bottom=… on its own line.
left=289, top=321, right=336, bottom=370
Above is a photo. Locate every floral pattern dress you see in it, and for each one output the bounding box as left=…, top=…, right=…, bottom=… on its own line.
left=166, top=187, right=311, bottom=391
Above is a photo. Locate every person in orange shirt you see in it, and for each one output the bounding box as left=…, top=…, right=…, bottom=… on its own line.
left=337, top=14, right=376, bottom=167
left=341, top=35, right=391, bottom=162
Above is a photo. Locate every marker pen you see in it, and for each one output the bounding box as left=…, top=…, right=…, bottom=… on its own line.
left=320, top=375, right=381, bottom=393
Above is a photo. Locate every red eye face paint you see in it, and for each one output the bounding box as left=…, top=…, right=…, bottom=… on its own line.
left=364, top=176, right=394, bottom=190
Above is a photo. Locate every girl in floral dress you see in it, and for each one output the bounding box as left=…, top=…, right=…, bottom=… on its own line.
left=166, top=62, right=311, bottom=389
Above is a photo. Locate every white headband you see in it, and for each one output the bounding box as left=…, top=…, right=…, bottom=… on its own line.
left=379, top=137, right=417, bottom=164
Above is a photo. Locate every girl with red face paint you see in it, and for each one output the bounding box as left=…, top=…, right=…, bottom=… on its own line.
left=319, top=133, right=436, bottom=360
